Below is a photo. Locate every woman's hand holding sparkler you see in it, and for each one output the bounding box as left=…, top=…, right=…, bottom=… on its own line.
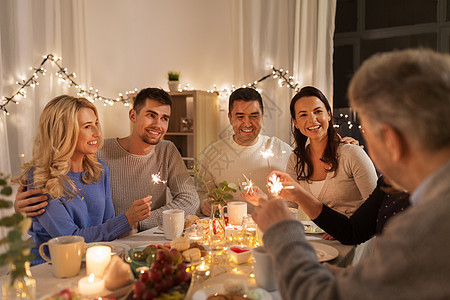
left=268, top=171, right=324, bottom=220
left=267, top=171, right=302, bottom=200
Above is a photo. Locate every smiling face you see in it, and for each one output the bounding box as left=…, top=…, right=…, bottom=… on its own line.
left=293, top=96, right=331, bottom=142
left=228, top=100, right=263, bottom=146
left=73, top=108, right=100, bottom=159
left=131, top=98, right=171, bottom=145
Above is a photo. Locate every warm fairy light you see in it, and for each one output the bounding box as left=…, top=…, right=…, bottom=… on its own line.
left=2, top=56, right=361, bottom=131
left=151, top=172, right=167, bottom=184
left=0, top=54, right=136, bottom=115
left=1, top=60, right=301, bottom=115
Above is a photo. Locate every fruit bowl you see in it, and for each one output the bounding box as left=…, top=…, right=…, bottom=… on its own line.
left=128, top=247, right=158, bottom=278
left=129, top=248, right=191, bottom=300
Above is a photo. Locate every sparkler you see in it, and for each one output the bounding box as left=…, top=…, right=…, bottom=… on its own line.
left=260, top=137, right=275, bottom=168
left=151, top=172, right=167, bottom=184
left=268, top=174, right=283, bottom=196
left=259, top=148, right=274, bottom=159
left=268, top=174, right=294, bottom=196
left=241, top=174, right=255, bottom=194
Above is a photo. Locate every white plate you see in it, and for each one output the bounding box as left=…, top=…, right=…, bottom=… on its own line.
left=310, top=242, right=339, bottom=262
left=192, top=284, right=272, bottom=300
left=301, top=221, right=325, bottom=234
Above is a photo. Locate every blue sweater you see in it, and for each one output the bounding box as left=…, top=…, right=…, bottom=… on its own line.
left=28, top=160, right=131, bottom=265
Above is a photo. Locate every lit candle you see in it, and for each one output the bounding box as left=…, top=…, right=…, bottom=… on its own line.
left=136, top=266, right=150, bottom=274
left=78, top=273, right=105, bottom=296
left=86, top=246, right=111, bottom=278
left=196, top=261, right=210, bottom=276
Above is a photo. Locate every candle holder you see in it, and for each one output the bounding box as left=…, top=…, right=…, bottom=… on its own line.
left=242, top=216, right=258, bottom=247
left=225, top=225, right=244, bottom=246
left=184, top=223, right=204, bottom=244
left=188, top=259, right=211, bottom=288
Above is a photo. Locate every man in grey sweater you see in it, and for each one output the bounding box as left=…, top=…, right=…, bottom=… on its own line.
left=250, top=49, right=450, bottom=299
left=15, top=88, right=199, bottom=230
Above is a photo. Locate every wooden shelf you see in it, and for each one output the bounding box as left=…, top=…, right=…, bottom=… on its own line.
left=165, top=90, right=219, bottom=167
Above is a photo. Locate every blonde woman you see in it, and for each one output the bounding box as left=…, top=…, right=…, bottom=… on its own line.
left=17, top=95, right=151, bottom=265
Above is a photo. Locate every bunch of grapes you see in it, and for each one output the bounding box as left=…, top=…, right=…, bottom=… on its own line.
left=133, top=248, right=191, bottom=300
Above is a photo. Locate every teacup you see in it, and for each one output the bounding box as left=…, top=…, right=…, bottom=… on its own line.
left=224, top=201, right=247, bottom=225
left=160, top=209, right=185, bottom=240
left=253, top=246, right=278, bottom=291
left=39, top=235, right=86, bottom=278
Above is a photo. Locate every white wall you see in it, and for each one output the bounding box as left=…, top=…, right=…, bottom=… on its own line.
left=84, top=0, right=234, bottom=139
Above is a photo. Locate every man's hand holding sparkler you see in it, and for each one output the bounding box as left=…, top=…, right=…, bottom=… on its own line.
left=241, top=185, right=268, bottom=207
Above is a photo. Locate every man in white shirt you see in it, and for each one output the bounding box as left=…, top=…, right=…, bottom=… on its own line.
left=198, top=87, right=292, bottom=215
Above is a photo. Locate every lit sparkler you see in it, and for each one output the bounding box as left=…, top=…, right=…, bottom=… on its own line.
left=259, top=148, right=274, bottom=159
left=268, top=174, right=283, bottom=196
left=151, top=172, right=167, bottom=184
left=260, top=137, right=275, bottom=159
left=241, top=174, right=255, bottom=194
left=239, top=174, right=255, bottom=195
left=267, top=173, right=294, bottom=196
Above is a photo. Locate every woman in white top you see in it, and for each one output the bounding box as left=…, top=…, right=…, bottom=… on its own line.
left=286, top=86, right=377, bottom=219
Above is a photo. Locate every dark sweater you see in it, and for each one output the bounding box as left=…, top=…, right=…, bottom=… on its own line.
left=312, top=176, right=410, bottom=245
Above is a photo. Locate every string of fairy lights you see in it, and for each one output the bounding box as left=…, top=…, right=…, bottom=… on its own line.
left=0, top=54, right=138, bottom=115
left=0, top=54, right=358, bottom=129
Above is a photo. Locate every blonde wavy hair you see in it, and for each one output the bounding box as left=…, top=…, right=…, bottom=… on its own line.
left=17, top=95, right=104, bottom=200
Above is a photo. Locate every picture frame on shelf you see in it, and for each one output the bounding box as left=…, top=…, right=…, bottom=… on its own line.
left=180, top=117, right=193, bottom=133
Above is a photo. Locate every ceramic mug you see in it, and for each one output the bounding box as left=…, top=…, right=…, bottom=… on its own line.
left=224, top=201, right=247, bottom=225
left=253, top=246, right=278, bottom=291
left=160, top=209, right=185, bottom=240
left=39, top=235, right=86, bottom=278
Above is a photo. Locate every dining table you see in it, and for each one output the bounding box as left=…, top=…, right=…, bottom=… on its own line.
left=0, top=225, right=355, bottom=300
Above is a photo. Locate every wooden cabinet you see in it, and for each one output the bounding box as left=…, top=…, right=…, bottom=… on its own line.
left=165, top=90, right=219, bottom=168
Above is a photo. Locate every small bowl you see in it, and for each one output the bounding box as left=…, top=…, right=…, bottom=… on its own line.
left=228, top=246, right=253, bottom=264
left=128, top=247, right=157, bottom=278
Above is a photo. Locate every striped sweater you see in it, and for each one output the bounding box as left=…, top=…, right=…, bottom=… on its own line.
left=97, top=138, right=199, bottom=230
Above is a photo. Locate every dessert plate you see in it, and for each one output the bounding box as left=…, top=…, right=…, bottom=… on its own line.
left=192, top=284, right=272, bottom=300
left=310, top=242, right=339, bottom=262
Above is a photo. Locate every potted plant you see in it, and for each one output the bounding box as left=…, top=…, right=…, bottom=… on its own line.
left=0, top=173, right=35, bottom=299
left=167, top=71, right=180, bottom=92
